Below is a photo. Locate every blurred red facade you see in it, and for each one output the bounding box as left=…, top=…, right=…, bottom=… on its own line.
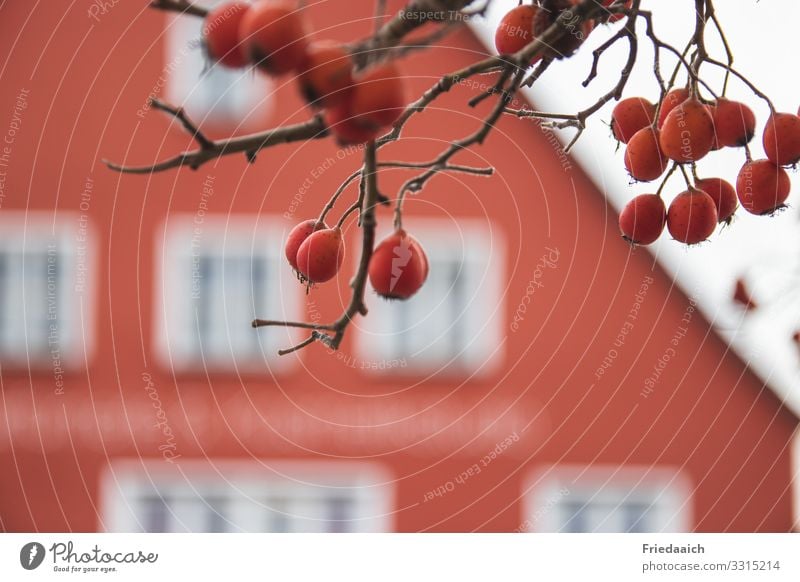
left=0, top=0, right=796, bottom=533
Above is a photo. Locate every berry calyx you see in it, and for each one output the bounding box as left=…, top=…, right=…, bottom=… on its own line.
left=296, top=227, right=345, bottom=283
left=618, top=194, right=667, bottom=245
left=238, top=1, right=309, bottom=75
left=763, top=112, right=800, bottom=167
left=694, top=177, right=738, bottom=224
left=736, top=159, right=791, bottom=215
left=285, top=219, right=325, bottom=273
left=495, top=5, right=540, bottom=64
left=624, top=127, right=668, bottom=182
left=296, top=41, right=353, bottom=109
left=203, top=2, right=251, bottom=68
left=611, top=97, right=656, bottom=144
left=667, top=188, right=718, bottom=245
left=659, top=97, right=715, bottom=163
left=368, top=230, right=429, bottom=300
left=710, top=98, right=755, bottom=148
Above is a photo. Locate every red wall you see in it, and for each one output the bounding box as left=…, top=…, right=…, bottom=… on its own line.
left=0, top=0, right=795, bottom=532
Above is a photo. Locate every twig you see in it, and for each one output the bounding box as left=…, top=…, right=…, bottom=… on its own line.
left=105, top=115, right=328, bottom=173
left=252, top=141, right=381, bottom=353
left=149, top=0, right=207, bottom=18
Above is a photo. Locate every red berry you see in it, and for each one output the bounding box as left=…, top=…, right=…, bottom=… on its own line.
left=710, top=98, right=755, bottom=148
left=368, top=230, right=429, bottom=300
left=624, top=127, right=668, bottom=182
left=296, top=42, right=353, bottom=109
left=618, top=194, right=666, bottom=245
left=732, top=278, right=757, bottom=310
left=285, top=219, right=325, bottom=272
left=324, top=104, right=380, bottom=145
left=763, top=112, right=800, bottom=166
left=611, top=97, right=656, bottom=143
left=736, top=159, right=791, bottom=215
left=203, top=2, right=250, bottom=68
left=325, top=64, right=405, bottom=145
left=694, top=177, right=738, bottom=224
left=660, top=97, right=715, bottom=163
left=667, top=188, right=718, bottom=244
left=495, top=5, right=540, bottom=64
left=657, top=87, right=690, bottom=128
left=296, top=227, right=345, bottom=283
left=238, top=1, right=308, bottom=75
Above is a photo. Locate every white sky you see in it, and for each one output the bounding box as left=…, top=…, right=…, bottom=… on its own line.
left=471, top=1, right=800, bottom=418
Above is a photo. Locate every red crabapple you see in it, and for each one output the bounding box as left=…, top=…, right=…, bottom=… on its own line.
left=238, top=1, right=309, bottom=75
left=763, top=112, right=800, bottom=166
left=296, top=227, right=345, bottom=283
left=611, top=97, right=656, bottom=144
left=694, top=177, right=738, bottom=224
left=657, top=87, right=690, bottom=128
left=618, top=194, right=667, bottom=245
left=660, top=97, right=715, bottom=163
left=369, top=230, right=429, bottom=300
left=736, top=159, right=791, bottom=215
left=297, top=42, right=353, bottom=109
left=285, top=219, right=325, bottom=273
left=710, top=98, right=756, bottom=148
left=325, top=63, right=406, bottom=145
left=667, top=188, right=718, bottom=244
left=203, top=2, right=251, bottom=68
left=624, top=127, right=668, bottom=182
left=495, top=5, right=540, bottom=64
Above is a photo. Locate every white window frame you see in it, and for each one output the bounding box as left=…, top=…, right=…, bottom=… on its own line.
left=0, top=211, right=92, bottom=369
left=101, top=459, right=393, bottom=533
left=522, top=465, right=692, bottom=533
left=165, top=0, right=274, bottom=127
left=155, top=213, right=300, bottom=373
left=356, top=218, right=504, bottom=376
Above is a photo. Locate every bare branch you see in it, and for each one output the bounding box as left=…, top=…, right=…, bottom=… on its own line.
left=149, top=0, right=207, bottom=18
left=104, top=115, right=328, bottom=174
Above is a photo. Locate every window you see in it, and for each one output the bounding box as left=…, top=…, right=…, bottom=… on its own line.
left=0, top=212, right=88, bottom=367
left=156, top=214, right=300, bottom=371
left=165, top=0, right=274, bottom=126
left=101, top=460, right=392, bottom=533
left=357, top=220, right=504, bottom=374
left=522, top=465, right=692, bottom=533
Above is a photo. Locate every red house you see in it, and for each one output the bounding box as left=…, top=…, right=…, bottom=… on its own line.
left=0, top=0, right=797, bottom=533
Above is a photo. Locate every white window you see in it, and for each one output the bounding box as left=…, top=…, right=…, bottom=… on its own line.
left=101, top=460, right=392, bottom=533
left=523, top=465, right=692, bottom=533
left=357, top=220, right=504, bottom=374
left=0, top=212, right=89, bottom=367
left=165, top=0, right=274, bottom=126
left=156, top=214, right=300, bottom=372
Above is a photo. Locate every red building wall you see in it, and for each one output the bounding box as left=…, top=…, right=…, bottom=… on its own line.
left=0, top=0, right=795, bottom=532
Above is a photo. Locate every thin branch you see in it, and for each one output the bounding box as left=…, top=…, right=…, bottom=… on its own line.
left=105, top=115, right=328, bottom=173
left=149, top=0, right=207, bottom=18
left=253, top=141, right=381, bottom=353
left=149, top=98, right=214, bottom=150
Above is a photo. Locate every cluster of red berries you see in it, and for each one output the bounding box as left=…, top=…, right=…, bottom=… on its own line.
left=614, top=88, right=800, bottom=246
left=203, top=0, right=406, bottom=144
left=284, top=221, right=429, bottom=300
left=494, top=1, right=632, bottom=61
